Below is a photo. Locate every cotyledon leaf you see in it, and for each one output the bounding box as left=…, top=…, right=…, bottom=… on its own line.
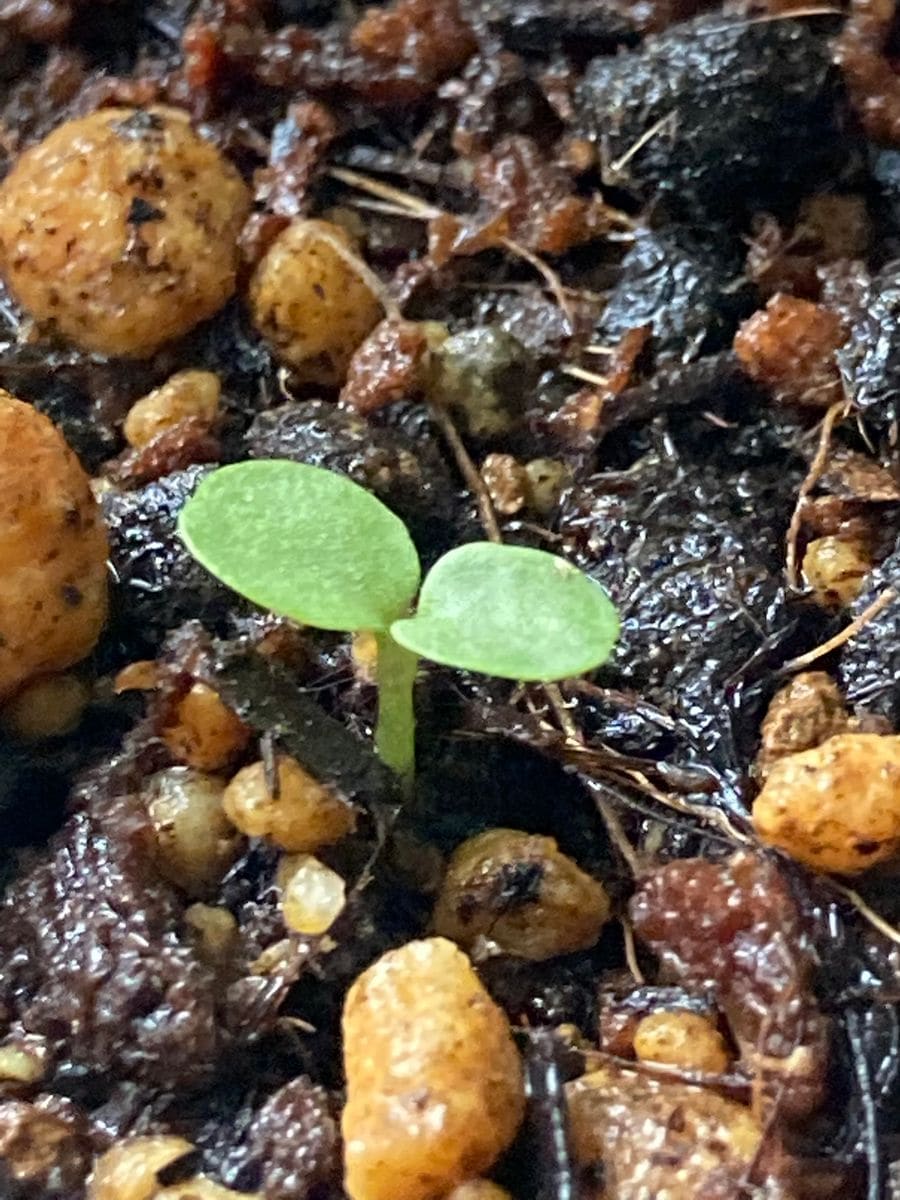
left=391, top=542, right=619, bottom=681
left=178, top=459, right=421, bottom=633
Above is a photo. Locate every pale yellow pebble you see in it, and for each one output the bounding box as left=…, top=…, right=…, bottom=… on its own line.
left=0, top=1042, right=47, bottom=1086
left=278, top=853, right=346, bottom=935
left=146, top=768, right=241, bottom=897
left=224, top=755, right=355, bottom=853
left=1, top=674, right=89, bottom=741
left=88, top=1136, right=194, bottom=1200
left=802, top=535, right=872, bottom=608
left=633, top=1010, right=730, bottom=1075
left=124, top=371, right=221, bottom=448
left=183, top=903, right=239, bottom=965
left=443, top=1182, right=513, bottom=1200
left=433, top=828, right=610, bottom=960
left=249, top=219, right=382, bottom=385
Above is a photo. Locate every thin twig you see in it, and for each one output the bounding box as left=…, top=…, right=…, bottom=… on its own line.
left=785, top=399, right=847, bottom=588
left=329, top=166, right=579, bottom=332
left=622, top=765, right=751, bottom=845
left=780, top=585, right=898, bottom=673
left=543, top=682, right=581, bottom=743
left=429, top=403, right=503, bottom=542
left=856, top=412, right=878, bottom=456
left=461, top=281, right=609, bottom=303
left=327, top=165, right=441, bottom=217
left=621, top=914, right=646, bottom=985
left=584, top=766, right=753, bottom=847
left=500, top=236, right=576, bottom=334
left=746, top=5, right=844, bottom=22
left=276, top=366, right=296, bottom=402
left=345, top=195, right=432, bottom=220
left=562, top=363, right=610, bottom=387
left=582, top=1049, right=750, bottom=1094
left=280, top=1014, right=317, bottom=1033
left=544, top=683, right=643, bottom=878
left=598, top=792, right=643, bottom=877
left=261, top=730, right=280, bottom=798
left=509, top=520, right=564, bottom=545
left=608, top=112, right=676, bottom=176
left=829, top=880, right=900, bottom=948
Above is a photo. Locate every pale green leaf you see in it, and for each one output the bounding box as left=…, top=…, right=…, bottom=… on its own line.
left=178, top=460, right=420, bottom=632
left=391, top=542, right=618, bottom=681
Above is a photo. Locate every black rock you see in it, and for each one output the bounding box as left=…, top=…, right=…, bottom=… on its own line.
left=270, top=0, right=337, bottom=27
left=838, top=261, right=900, bottom=432
left=561, top=449, right=793, bottom=765
left=597, top=225, right=756, bottom=365
left=839, top=537, right=900, bottom=729
left=478, top=0, right=640, bottom=58
left=103, top=466, right=243, bottom=650
left=577, top=14, right=850, bottom=219
left=0, top=741, right=68, bottom=849
left=28, top=382, right=118, bottom=473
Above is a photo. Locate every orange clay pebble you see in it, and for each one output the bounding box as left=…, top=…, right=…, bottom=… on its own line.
left=249, top=218, right=383, bottom=385
left=0, top=392, right=108, bottom=701
left=223, top=754, right=356, bottom=853
left=145, top=767, right=242, bottom=898
left=123, top=371, right=222, bottom=448
left=342, top=937, right=525, bottom=1200
left=753, top=733, right=900, bottom=873
left=113, top=660, right=161, bottom=693
left=432, top=828, right=610, bottom=960
left=162, top=682, right=251, bottom=772
left=0, top=108, right=249, bottom=357
left=802, top=535, right=872, bottom=608
left=277, top=853, right=346, bottom=935
left=633, top=1010, right=730, bottom=1075
left=733, top=293, right=844, bottom=406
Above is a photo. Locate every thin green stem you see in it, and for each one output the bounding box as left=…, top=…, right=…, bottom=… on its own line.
left=373, top=631, right=419, bottom=792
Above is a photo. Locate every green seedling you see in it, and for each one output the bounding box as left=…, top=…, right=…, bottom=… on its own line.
left=178, top=460, right=619, bottom=788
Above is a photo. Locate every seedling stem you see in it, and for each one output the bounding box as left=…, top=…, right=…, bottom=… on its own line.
left=373, top=632, right=419, bottom=791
